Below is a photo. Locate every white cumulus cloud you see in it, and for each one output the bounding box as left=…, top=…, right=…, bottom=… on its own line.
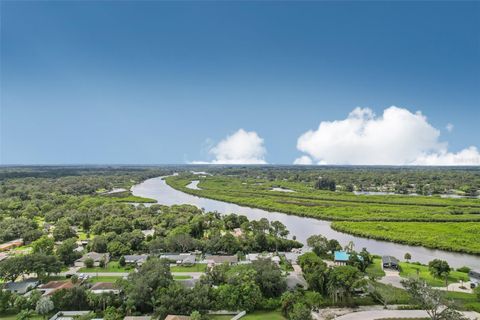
left=193, top=129, right=267, bottom=164
left=295, top=106, right=480, bottom=166
left=446, top=123, right=454, bottom=132
left=293, top=155, right=313, bottom=165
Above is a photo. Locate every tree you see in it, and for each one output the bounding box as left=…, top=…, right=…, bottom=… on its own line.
left=56, top=238, right=81, bottom=266
left=402, top=278, right=467, bottom=320
left=120, top=257, right=173, bottom=312
left=327, top=239, right=342, bottom=254
left=31, top=236, right=54, bottom=256
left=53, top=220, right=76, bottom=241
left=251, top=258, right=286, bottom=298
left=90, top=236, right=108, bottom=253
left=314, top=177, right=336, bottom=191
left=298, top=252, right=328, bottom=294
left=289, top=302, right=312, bottom=320
left=306, top=235, right=328, bottom=256
left=16, top=309, right=34, bottom=320
left=327, top=266, right=364, bottom=304
left=190, top=311, right=201, bottom=320
left=269, top=221, right=289, bottom=253
left=118, top=256, right=126, bottom=267
left=404, top=252, right=411, bottom=262
left=84, top=258, right=94, bottom=269
left=428, top=259, right=451, bottom=287
left=103, top=306, right=123, bottom=320
left=35, top=297, right=54, bottom=320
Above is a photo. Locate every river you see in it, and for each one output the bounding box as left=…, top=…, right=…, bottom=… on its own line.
left=132, top=177, right=480, bottom=269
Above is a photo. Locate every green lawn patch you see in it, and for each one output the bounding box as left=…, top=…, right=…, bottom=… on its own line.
left=365, top=258, right=386, bottom=279
left=241, top=311, right=286, bottom=320
left=170, top=264, right=207, bottom=272
left=173, top=275, right=192, bottom=280
left=399, top=262, right=469, bottom=287
left=78, top=260, right=131, bottom=273
left=88, top=275, right=124, bottom=283
left=445, top=291, right=480, bottom=312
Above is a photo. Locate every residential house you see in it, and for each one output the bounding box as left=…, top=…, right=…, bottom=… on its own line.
left=74, top=252, right=110, bottom=267
left=49, top=311, right=91, bottom=320
left=164, top=316, right=191, bottom=320
left=38, top=280, right=75, bottom=296
left=124, top=254, right=149, bottom=266
left=246, top=253, right=280, bottom=265
left=3, top=279, right=39, bottom=295
left=0, top=252, right=9, bottom=262
left=0, top=239, right=23, bottom=252
left=160, top=253, right=195, bottom=265
left=382, top=256, right=399, bottom=270
left=334, top=251, right=362, bottom=266
left=204, top=255, right=238, bottom=267
left=90, top=282, right=120, bottom=295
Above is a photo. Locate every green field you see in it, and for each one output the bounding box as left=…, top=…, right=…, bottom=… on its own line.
left=398, top=262, right=469, bottom=287
left=170, top=264, right=207, bottom=272
left=445, top=291, right=480, bottom=312
left=331, top=221, right=480, bottom=254
left=165, top=175, right=480, bottom=254
left=365, top=258, right=386, bottom=279
left=88, top=275, right=124, bottom=283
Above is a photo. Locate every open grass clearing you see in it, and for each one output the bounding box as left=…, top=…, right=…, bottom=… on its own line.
left=170, top=264, right=207, bottom=272
left=399, top=262, right=469, bottom=287
left=78, top=260, right=132, bottom=273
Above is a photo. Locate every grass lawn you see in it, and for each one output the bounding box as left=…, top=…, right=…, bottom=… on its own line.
left=365, top=258, right=386, bottom=279
left=242, top=311, right=286, bottom=320
left=78, top=260, right=132, bottom=273
left=399, top=262, right=469, bottom=287
left=170, top=264, right=207, bottom=272
left=89, top=275, right=124, bottom=283
left=174, top=275, right=192, bottom=280
left=445, top=291, right=480, bottom=312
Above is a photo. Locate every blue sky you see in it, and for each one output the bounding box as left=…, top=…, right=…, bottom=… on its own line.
left=1, top=1, right=479, bottom=165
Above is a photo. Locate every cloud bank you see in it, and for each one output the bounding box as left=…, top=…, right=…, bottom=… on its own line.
left=194, top=129, right=267, bottom=164
left=295, top=106, right=480, bottom=166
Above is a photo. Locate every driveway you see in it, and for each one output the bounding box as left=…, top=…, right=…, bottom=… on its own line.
left=378, top=269, right=404, bottom=289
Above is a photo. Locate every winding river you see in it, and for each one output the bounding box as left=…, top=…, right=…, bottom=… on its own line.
left=132, top=177, right=480, bottom=269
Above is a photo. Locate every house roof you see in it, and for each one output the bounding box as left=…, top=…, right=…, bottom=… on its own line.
left=124, top=254, right=149, bottom=262
left=205, top=255, right=238, bottom=264
left=160, top=254, right=195, bottom=264
left=3, top=279, right=39, bottom=293
left=165, top=316, right=191, bottom=320
left=382, top=256, right=399, bottom=265
left=76, top=252, right=109, bottom=262
left=39, top=280, right=73, bottom=289
left=90, top=282, right=117, bottom=290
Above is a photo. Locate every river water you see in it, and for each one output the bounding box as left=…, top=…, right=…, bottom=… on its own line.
left=132, top=177, right=480, bottom=269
